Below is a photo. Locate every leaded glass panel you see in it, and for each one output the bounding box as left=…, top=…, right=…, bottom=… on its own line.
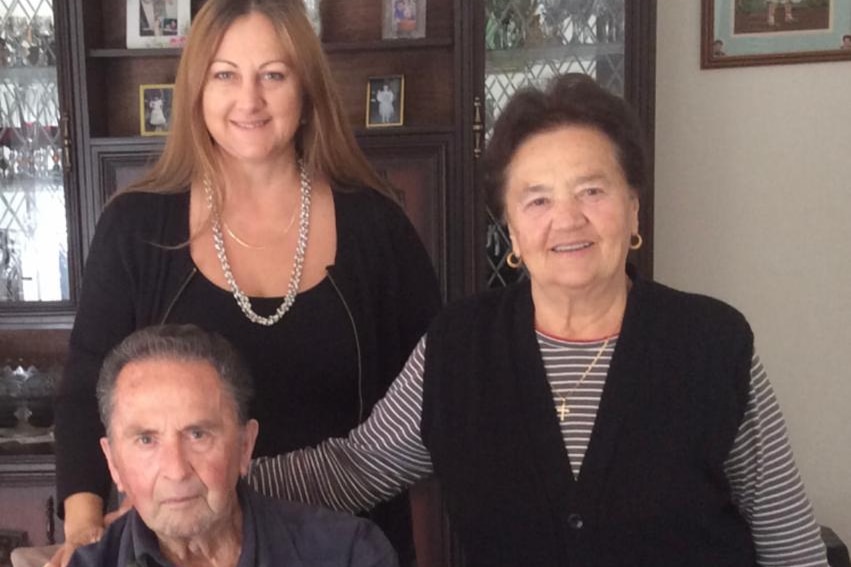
left=483, top=0, right=625, bottom=287
left=0, top=0, right=68, bottom=302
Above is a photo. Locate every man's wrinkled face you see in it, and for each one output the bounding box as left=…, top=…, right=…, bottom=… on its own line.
left=100, top=358, right=258, bottom=541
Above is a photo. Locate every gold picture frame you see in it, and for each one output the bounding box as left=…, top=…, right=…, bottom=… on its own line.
left=139, top=84, right=174, bottom=136
left=365, top=75, right=405, bottom=128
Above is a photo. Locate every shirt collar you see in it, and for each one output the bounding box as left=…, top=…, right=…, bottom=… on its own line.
left=125, top=481, right=256, bottom=567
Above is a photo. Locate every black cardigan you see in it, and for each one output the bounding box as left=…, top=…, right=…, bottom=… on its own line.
left=55, top=187, right=440, bottom=558
left=421, top=277, right=756, bottom=567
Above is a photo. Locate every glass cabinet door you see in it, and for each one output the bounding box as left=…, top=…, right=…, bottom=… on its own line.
left=481, top=0, right=627, bottom=288
left=0, top=0, right=69, bottom=304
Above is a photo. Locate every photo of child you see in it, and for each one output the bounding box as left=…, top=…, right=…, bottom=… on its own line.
left=140, top=84, right=174, bottom=136
left=366, top=76, right=404, bottom=128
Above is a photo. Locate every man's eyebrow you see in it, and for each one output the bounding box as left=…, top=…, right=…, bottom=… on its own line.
left=181, top=419, right=222, bottom=432
left=119, top=425, right=157, bottom=439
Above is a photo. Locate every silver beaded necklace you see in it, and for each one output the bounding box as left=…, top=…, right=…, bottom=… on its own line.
left=203, top=159, right=312, bottom=326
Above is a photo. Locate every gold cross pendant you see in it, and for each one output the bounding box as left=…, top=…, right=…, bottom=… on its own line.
left=559, top=398, right=569, bottom=421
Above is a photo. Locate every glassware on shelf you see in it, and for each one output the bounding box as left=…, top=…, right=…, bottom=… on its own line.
left=0, top=363, right=57, bottom=443
left=0, top=1, right=69, bottom=303
left=304, top=0, right=322, bottom=38
left=0, top=229, right=24, bottom=301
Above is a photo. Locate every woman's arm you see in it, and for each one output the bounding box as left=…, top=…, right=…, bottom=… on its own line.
left=249, top=337, right=433, bottom=511
left=51, top=198, right=139, bottom=565
left=724, top=353, right=828, bottom=567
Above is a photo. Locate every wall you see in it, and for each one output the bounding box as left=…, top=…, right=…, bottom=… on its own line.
left=655, top=3, right=851, bottom=542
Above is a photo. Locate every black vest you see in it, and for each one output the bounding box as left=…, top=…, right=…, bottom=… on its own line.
left=421, top=278, right=756, bottom=567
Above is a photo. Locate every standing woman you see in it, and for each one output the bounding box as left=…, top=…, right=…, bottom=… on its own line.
left=52, top=0, right=440, bottom=565
left=250, top=74, right=828, bottom=566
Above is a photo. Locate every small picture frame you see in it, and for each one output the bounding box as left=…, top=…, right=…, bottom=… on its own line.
left=126, top=0, right=192, bottom=49
left=382, top=0, right=426, bottom=40
left=365, top=75, right=405, bottom=128
left=139, top=84, right=174, bottom=136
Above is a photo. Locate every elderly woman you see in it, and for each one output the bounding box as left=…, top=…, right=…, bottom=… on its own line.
left=250, top=74, right=828, bottom=566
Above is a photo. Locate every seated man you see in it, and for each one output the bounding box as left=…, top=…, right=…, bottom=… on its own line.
left=69, top=324, right=397, bottom=567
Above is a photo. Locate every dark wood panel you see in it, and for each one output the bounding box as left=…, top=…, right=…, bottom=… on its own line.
left=0, top=330, right=69, bottom=367
left=359, top=133, right=450, bottom=296
left=99, top=0, right=126, bottom=49
left=329, top=49, right=454, bottom=129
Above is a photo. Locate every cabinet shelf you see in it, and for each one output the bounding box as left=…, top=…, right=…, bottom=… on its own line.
left=88, top=47, right=182, bottom=58
left=354, top=125, right=455, bottom=137
left=485, top=42, right=625, bottom=71
left=324, top=37, right=453, bottom=53
left=0, top=66, right=57, bottom=83
left=88, top=127, right=456, bottom=148
left=89, top=136, right=166, bottom=148
left=87, top=37, right=453, bottom=59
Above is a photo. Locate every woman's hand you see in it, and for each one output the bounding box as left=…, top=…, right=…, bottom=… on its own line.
left=46, top=524, right=103, bottom=567
left=46, top=492, right=132, bottom=567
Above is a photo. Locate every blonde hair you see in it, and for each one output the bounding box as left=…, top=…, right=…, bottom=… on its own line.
left=124, top=0, right=393, bottom=203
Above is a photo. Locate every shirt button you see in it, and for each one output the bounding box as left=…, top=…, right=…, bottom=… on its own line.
left=567, top=513, right=584, bottom=529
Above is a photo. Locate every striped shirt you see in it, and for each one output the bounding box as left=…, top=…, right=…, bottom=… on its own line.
left=250, top=335, right=828, bottom=566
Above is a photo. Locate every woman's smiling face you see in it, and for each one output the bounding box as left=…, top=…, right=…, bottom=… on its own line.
left=202, top=11, right=303, bottom=167
left=503, top=125, right=639, bottom=295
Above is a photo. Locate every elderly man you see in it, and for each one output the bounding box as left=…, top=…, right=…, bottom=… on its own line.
left=68, top=324, right=397, bottom=567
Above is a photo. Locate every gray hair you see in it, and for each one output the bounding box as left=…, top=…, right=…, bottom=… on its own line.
left=97, top=324, right=254, bottom=434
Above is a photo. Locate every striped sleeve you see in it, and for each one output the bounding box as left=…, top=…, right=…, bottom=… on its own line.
left=724, top=353, right=828, bottom=567
left=248, top=337, right=433, bottom=513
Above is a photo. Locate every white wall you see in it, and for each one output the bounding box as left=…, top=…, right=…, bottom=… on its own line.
left=655, top=3, right=851, bottom=543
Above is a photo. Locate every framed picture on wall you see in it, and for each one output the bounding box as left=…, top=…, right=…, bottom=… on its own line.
left=702, top=0, right=851, bottom=68
left=365, top=75, right=405, bottom=128
left=126, top=0, right=191, bottom=48
left=139, top=84, right=174, bottom=136
left=382, top=0, right=426, bottom=39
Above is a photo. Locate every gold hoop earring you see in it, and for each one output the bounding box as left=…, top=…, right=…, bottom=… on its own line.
left=506, top=252, right=522, bottom=269
left=629, top=233, right=643, bottom=250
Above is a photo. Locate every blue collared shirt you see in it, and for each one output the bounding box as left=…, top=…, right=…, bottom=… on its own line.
left=68, top=481, right=398, bottom=567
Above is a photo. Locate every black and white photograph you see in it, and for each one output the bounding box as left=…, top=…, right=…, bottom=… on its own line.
left=126, top=0, right=191, bottom=48
left=365, top=75, right=404, bottom=128
left=139, top=84, right=174, bottom=136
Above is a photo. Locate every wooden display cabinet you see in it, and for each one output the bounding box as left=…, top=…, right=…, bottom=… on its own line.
left=0, top=455, right=62, bottom=550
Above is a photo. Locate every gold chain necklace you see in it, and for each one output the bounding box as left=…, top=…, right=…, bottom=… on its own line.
left=222, top=205, right=297, bottom=251
left=556, top=337, right=611, bottom=421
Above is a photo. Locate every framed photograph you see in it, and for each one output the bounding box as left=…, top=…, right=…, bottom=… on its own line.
left=365, top=75, right=405, bottom=128
left=382, top=0, right=427, bottom=39
left=702, top=0, right=851, bottom=68
left=126, top=0, right=192, bottom=49
left=139, top=84, right=174, bottom=136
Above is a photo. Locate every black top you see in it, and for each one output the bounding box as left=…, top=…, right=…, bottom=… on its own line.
left=55, top=187, right=441, bottom=561
left=68, top=482, right=399, bottom=567
left=421, top=277, right=755, bottom=567
left=168, top=276, right=361, bottom=454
